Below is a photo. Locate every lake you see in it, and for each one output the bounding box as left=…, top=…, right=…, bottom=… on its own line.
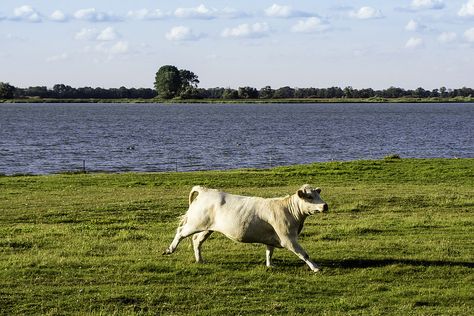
left=0, top=103, right=472, bottom=175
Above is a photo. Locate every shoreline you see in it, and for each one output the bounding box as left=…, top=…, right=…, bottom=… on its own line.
left=1, top=157, right=472, bottom=178
left=1, top=96, right=474, bottom=104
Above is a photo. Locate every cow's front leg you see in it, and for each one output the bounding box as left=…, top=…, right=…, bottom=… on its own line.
left=266, top=245, right=274, bottom=267
left=282, top=239, right=320, bottom=272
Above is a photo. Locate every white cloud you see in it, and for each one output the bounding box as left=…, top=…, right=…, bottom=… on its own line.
left=265, top=4, right=291, bottom=17
left=405, top=19, right=418, bottom=31
left=75, top=27, right=120, bottom=42
left=50, top=10, right=67, bottom=22
left=458, top=0, right=474, bottom=17
left=97, top=27, right=120, bottom=41
left=127, top=9, right=166, bottom=20
left=405, top=37, right=424, bottom=49
left=264, top=4, right=310, bottom=18
left=174, top=4, right=216, bottom=19
left=74, top=8, right=121, bottom=22
left=219, top=8, right=250, bottom=19
left=291, top=17, right=329, bottom=33
left=350, top=7, right=383, bottom=19
left=438, top=32, right=457, bottom=43
left=92, top=41, right=130, bottom=58
left=221, top=23, right=270, bottom=39
left=46, top=53, right=69, bottom=63
left=173, top=4, right=247, bottom=19
left=410, top=0, right=445, bottom=10
left=110, top=41, right=129, bottom=54
left=464, top=27, right=474, bottom=42
left=13, top=5, right=42, bottom=22
left=405, top=19, right=427, bottom=32
left=75, top=28, right=99, bottom=41
left=165, top=26, right=203, bottom=41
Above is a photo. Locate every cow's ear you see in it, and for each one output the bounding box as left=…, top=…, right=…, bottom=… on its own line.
left=298, top=190, right=310, bottom=199
left=315, top=188, right=322, bottom=194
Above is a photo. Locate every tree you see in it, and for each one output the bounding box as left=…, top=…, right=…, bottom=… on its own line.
left=154, top=65, right=201, bottom=99
left=52, top=84, right=76, bottom=98
left=274, top=86, right=295, bottom=99
left=222, top=88, right=239, bottom=99
left=0, top=82, right=16, bottom=99
left=238, top=86, right=258, bottom=99
left=179, top=69, right=200, bottom=90
left=180, top=87, right=203, bottom=99
left=259, top=86, right=274, bottom=99
left=343, top=86, right=354, bottom=98
left=154, top=65, right=182, bottom=99
left=24, top=86, right=49, bottom=98
left=439, top=86, right=447, bottom=98
left=206, top=87, right=225, bottom=99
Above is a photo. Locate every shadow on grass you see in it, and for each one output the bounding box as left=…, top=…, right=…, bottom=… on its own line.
left=173, top=257, right=473, bottom=271
left=320, top=258, right=474, bottom=269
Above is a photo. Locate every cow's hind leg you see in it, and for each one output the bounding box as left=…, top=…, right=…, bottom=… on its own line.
left=192, top=231, right=213, bottom=263
left=266, top=246, right=275, bottom=267
left=163, top=222, right=202, bottom=255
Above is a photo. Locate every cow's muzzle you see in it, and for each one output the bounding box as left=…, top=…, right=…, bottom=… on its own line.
left=322, top=203, right=329, bottom=213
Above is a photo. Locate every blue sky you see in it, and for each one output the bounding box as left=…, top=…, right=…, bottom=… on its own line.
left=1, top=0, right=473, bottom=90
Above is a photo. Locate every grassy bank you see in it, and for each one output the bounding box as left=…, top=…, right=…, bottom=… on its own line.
left=0, top=158, right=473, bottom=315
left=2, top=96, right=474, bottom=104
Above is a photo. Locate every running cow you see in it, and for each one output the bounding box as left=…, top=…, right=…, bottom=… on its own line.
left=163, top=184, right=328, bottom=272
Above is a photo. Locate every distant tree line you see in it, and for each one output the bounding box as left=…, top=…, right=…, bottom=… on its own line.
left=1, top=64, right=473, bottom=100
left=151, top=65, right=474, bottom=100
left=178, top=85, right=474, bottom=100
left=0, top=83, right=157, bottom=99
left=2, top=82, right=473, bottom=101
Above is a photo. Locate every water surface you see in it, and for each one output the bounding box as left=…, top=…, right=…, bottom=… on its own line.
left=0, top=103, right=472, bottom=174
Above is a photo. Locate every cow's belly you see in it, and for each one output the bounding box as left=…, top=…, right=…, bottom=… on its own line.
left=212, top=216, right=282, bottom=248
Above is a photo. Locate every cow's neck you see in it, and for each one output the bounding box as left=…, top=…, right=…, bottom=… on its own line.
left=286, top=195, right=309, bottom=224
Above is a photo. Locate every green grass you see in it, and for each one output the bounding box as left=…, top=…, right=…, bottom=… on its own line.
left=0, top=158, right=473, bottom=315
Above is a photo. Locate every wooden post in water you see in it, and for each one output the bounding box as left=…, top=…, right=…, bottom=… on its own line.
left=82, top=160, right=86, bottom=173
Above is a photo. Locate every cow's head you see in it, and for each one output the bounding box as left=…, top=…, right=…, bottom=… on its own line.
left=296, top=184, right=328, bottom=215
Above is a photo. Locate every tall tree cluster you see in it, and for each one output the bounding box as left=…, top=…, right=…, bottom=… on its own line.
left=154, top=65, right=199, bottom=99
left=0, top=82, right=16, bottom=99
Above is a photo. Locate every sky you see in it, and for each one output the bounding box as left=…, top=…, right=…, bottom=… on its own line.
left=1, top=0, right=474, bottom=90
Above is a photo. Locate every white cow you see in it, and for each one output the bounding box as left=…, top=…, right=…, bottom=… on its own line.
left=163, top=184, right=328, bottom=272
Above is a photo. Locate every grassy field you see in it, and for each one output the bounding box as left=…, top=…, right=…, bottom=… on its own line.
left=0, top=158, right=472, bottom=315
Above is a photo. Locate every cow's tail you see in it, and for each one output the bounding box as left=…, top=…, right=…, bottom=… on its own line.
left=188, top=185, right=204, bottom=206
left=179, top=186, right=204, bottom=227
